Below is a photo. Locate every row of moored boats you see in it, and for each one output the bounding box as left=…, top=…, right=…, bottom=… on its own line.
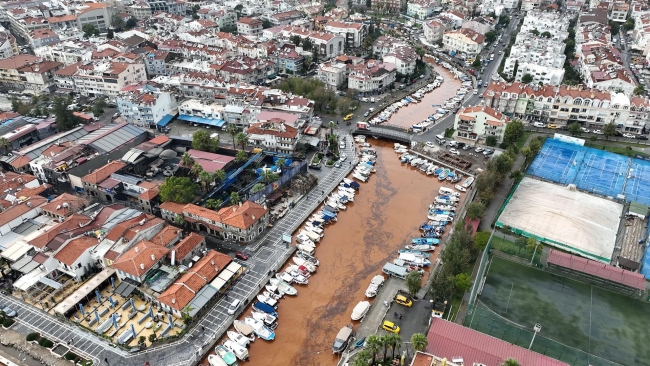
left=369, top=76, right=445, bottom=126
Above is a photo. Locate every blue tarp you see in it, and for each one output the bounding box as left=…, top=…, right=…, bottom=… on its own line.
left=156, top=114, right=175, bottom=127
left=177, top=115, right=226, bottom=128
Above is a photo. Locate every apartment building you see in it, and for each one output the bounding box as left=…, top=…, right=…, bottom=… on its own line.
left=237, top=17, right=263, bottom=36
left=0, top=30, right=18, bottom=59
left=461, top=16, right=497, bottom=36
left=34, top=41, right=93, bottom=66
left=28, top=28, right=59, bottom=49
left=144, top=51, right=178, bottom=76
left=482, top=81, right=646, bottom=133
left=407, top=0, right=438, bottom=19
left=609, top=2, right=629, bottom=23
left=53, top=61, right=147, bottom=97
left=279, top=27, right=345, bottom=59
left=504, top=35, right=567, bottom=86
left=371, top=0, right=406, bottom=14
left=0, top=55, right=63, bottom=94
left=443, top=28, right=485, bottom=55
left=348, top=60, right=397, bottom=93
left=383, top=46, right=418, bottom=75
left=324, top=21, right=367, bottom=48
left=577, top=42, right=636, bottom=95
left=424, top=19, right=453, bottom=43
left=246, top=116, right=301, bottom=153
left=116, top=83, right=178, bottom=128
left=316, top=60, right=348, bottom=90
left=454, top=105, right=511, bottom=143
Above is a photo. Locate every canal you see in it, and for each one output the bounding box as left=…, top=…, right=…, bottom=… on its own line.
left=202, top=64, right=463, bottom=366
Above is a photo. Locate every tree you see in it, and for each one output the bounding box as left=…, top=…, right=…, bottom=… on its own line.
left=365, top=334, right=381, bottom=364
left=126, top=17, right=137, bottom=29
left=190, top=163, right=203, bottom=177
left=410, top=333, right=428, bottom=352
left=485, top=135, right=497, bottom=147
left=275, top=158, right=286, bottom=171
left=230, top=191, right=240, bottom=205
left=336, top=97, right=353, bottom=117
left=261, top=169, right=279, bottom=183
left=111, top=15, right=126, bottom=31
left=473, top=231, right=491, bottom=251
left=541, top=31, right=552, bottom=38
left=499, top=14, right=510, bottom=25
left=634, top=84, right=645, bottom=96
left=405, top=270, right=422, bottom=298
left=521, top=73, right=534, bottom=84
left=503, top=120, right=524, bottom=148
left=567, top=122, right=582, bottom=137
left=82, top=24, right=99, bottom=38
left=514, top=237, right=528, bottom=253
left=485, top=30, right=496, bottom=43
left=234, top=4, right=244, bottom=13
left=472, top=56, right=481, bottom=69
left=192, top=130, right=215, bottom=152
left=501, top=358, right=521, bottom=366
left=353, top=350, right=372, bottom=366
left=386, top=333, right=402, bottom=360
left=454, top=273, right=472, bottom=294
left=251, top=183, right=265, bottom=193
left=213, top=170, right=226, bottom=184
left=492, top=153, right=514, bottom=177
left=160, top=177, right=197, bottom=203
left=91, top=97, right=106, bottom=117
left=205, top=198, right=222, bottom=209
left=107, top=28, right=114, bottom=39
left=235, top=132, right=248, bottom=150
left=289, top=35, right=302, bottom=46
left=236, top=150, right=248, bottom=163
left=10, top=98, right=20, bottom=112
left=148, top=333, right=156, bottom=343
left=609, top=20, right=620, bottom=35
left=624, top=18, right=635, bottom=31
left=226, top=123, right=238, bottom=147
left=465, top=201, right=486, bottom=220
left=603, top=122, right=617, bottom=140
left=0, top=137, right=10, bottom=154
left=530, top=28, right=540, bottom=36
left=181, top=152, right=195, bottom=168
left=198, top=170, right=213, bottom=191
left=302, top=38, right=313, bottom=51
left=52, top=96, right=81, bottom=131
left=262, top=19, right=273, bottom=29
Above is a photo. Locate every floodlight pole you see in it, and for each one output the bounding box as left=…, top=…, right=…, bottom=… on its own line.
left=530, top=240, right=540, bottom=265
left=529, top=323, right=542, bottom=349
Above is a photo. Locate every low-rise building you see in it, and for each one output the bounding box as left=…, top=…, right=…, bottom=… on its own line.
left=324, top=21, right=367, bottom=48
left=28, top=28, right=59, bottom=49
left=246, top=114, right=301, bottom=152
left=144, top=50, right=179, bottom=76
left=237, top=17, right=263, bottom=36
left=348, top=60, right=396, bottom=93
left=383, top=46, right=418, bottom=75
left=424, top=19, right=453, bottom=43
left=443, top=28, right=485, bottom=55
left=609, top=2, right=629, bottom=23
left=275, top=45, right=305, bottom=74
left=0, top=55, right=63, bottom=94
left=0, top=29, right=18, bottom=59
left=53, top=60, right=147, bottom=97
left=116, top=82, right=178, bottom=129
left=454, top=105, right=510, bottom=143
left=316, top=60, right=348, bottom=90
left=112, top=239, right=170, bottom=283
left=34, top=40, right=93, bottom=66
left=407, top=0, right=438, bottom=19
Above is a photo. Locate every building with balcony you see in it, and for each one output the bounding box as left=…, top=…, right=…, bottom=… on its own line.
left=407, top=0, right=439, bottom=19
left=316, top=60, right=348, bottom=90
left=443, top=28, right=485, bottom=55
left=348, top=60, right=396, bottom=93
left=116, top=82, right=178, bottom=129
left=275, top=45, right=305, bottom=74
left=424, top=19, right=452, bottom=43
left=383, top=46, right=418, bottom=76
left=28, top=28, right=59, bottom=49
left=237, top=17, right=263, bottom=36
left=454, top=105, right=510, bottom=143
left=246, top=113, right=301, bottom=152
left=324, top=21, right=367, bottom=48
left=0, top=29, right=18, bottom=60
left=34, top=41, right=93, bottom=66
left=609, top=2, right=629, bottom=23
left=53, top=61, right=147, bottom=97
left=0, top=55, right=63, bottom=94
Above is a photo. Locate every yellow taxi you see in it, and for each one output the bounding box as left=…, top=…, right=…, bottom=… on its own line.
left=382, top=320, right=400, bottom=334
left=547, top=124, right=559, bottom=129
left=395, top=294, right=413, bottom=307
left=343, top=114, right=354, bottom=121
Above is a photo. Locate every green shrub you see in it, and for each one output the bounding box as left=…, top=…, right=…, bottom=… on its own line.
left=79, top=360, right=93, bottom=366
left=26, top=332, right=39, bottom=341
left=2, top=319, right=14, bottom=328
left=64, top=352, right=78, bottom=361
left=38, top=338, right=54, bottom=348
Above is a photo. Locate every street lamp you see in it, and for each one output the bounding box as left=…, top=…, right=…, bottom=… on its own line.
left=529, top=323, right=542, bottom=349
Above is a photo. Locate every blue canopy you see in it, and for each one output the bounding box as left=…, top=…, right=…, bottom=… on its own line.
left=156, top=114, right=174, bottom=127
left=177, top=115, right=226, bottom=128
left=253, top=301, right=277, bottom=316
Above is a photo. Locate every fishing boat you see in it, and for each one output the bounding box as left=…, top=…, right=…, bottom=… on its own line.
left=215, top=345, right=239, bottom=365
left=406, top=244, right=436, bottom=252
left=299, top=229, right=321, bottom=241
left=208, top=355, right=228, bottom=366
left=227, top=330, right=251, bottom=348
left=432, top=205, right=456, bottom=211
left=339, top=186, right=357, bottom=196
left=223, top=341, right=249, bottom=361
left=342, top=179, right=360, bottom=190
left=354, top=337, right=366, bottom=349
left=398, top=253, right=431, bottom=267
left=252, top=310, right=278, bottom=330
left=286, top=269, right=309, bottom=284
left=296, top=251, right=320, bottom=266
left=365, top=275, right=385, bottom=298
left=233, top=320, right=255, bottom=340
left=327, top=199, right=346, bottom=210
left=438, top=168, right=450, bottom=181
left=297, top=244, right=314, bottom=255
left=244, top=317, right=275, bottom=341
left=297, top=241, right=315, bottom=251
left=296, top=233, right=315, bottom=246
left=323, top=203, right=339, bottom=212
left=400, top=154, right=411, bottom=163
left=269, top=278, right=298, bottom=296
left=304, top=224, right=324, bottom=235
left=398, top=249, right=431, bottom=257
left=257, top=293, right=278, bottom=308
left=454, top=185, right=466, bottom=193
left=275, top=272, right=295, bottom=284
left=351, top=301, right=371, bottom=321
left=293, top=257, right=317, bottom=272
left=265, top=284, right=284, bottom=298
left=462, top=176, right=475, bottom=188
left=353, top=172, right=368, bottom=182
left=252, top=301, right=278, bottom=317
left=411, top=238, right=440, bottom=245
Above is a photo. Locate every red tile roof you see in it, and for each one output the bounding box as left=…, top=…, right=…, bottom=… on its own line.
left=104, top=250, right=120, bottom=261
left=150, top=226, right=182, bottom=247
left=160, top=202, right=186, bottom=215
left=82, top=161, right=126, bottom=184
left=138, top=187, right=159, bottom=201
left=157, top=250, right=230, bottom=310
left=29, top=214, right=92, bottom=249
left=426, top=318, right=569, bottom=366
left=548, top=249, right=645, bottom=290
left=112, top=240, right=170, bottom=278
left=168, top=232, right=205, bottom=261
left=54, top=236, right=97, bottom=266
left=10, top=156, right=31, bottom=168
left=217, top=201, right=267, bottom=230
left=41, top=193, right=88, bottom=216
left=0, top=197, right=47, bottom=227
left=148, top=135, right=170, bottom=145
left=185, top=149, right=234, bottom=173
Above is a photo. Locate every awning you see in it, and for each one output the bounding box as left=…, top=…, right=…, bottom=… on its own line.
left=2, top=242, right=32, bottom=262
left=157, top=114, right=175, bottom=128
left=177, top=115, right=226, bottom=128
left=14, top=267, right=49, bottom=291
left=39, top=276, right=62, bottom=290
left=53, top=268, right=116, bottom=316
left=11, top=256, right=40, bottom=274
left=114, top=278, right=138, bottom=297
left=187, top=285, right=218, bottom=317
left=209, top=277, right=227, bottom=291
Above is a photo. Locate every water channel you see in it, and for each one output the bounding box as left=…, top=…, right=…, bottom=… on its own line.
left=202, top=65, right=462, bottom=366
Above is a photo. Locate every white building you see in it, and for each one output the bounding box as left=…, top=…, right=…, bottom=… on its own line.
left=317, top=61, right=348, bottom=90
left=609, top=2, right=629, bottom=23
left=324, top=21, right=367, bottom=48
left=424, top=19, right=453, bottom=43
left=348, top=61, right=396, bottom=93
left=383, top=46, right=418, bottom=75
left=237, top=17, right=263, bottom=36
left=407, top=0, right=439, bottom=19
left=504, top=34, right=567, bottom=86
left=455, top=105, right=510, bottom=143
left=54, top=61, right=147, bottom=97
left=0, top=29, right=17, bottom=59
left=116, top=83, right=178, bottom=129
left=443, top=28, right=485, bottom=55
left=34, top=41, right=93, bottom=66
left=246, top=115, right=301, bottom=153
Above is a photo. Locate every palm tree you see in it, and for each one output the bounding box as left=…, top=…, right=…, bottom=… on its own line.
left=379, top=335, right=389, bottom=362
left=0, top=137, right=9, bottom=154
left=501, top=359, right=520, bottom=366
left=180, top=152, right=194, bottom=167
left=410, top=333, right=428, bottom=352
left=353, top=349, right=372, bottom=366
left=213, top=170, right=226, bottom=184
left=226, top=123, right=238, bottom=147
left=235, top=132, right=248, bottom=150
left=261, top=169, right=279, bottom=183
left=190, top=163, right=203, bottom=177
left=230, top=191, right=240, bottom=205
left=236, top=150, right=248, bottom=163
left=365, top=334, right=382, bottom=364
left=275, top=158, right=286, bottom=171
left=205, top=198, right=222, bottom=209
left=251, top=183, right=265, bottom=193
left=198, top=170, right=213, bottom=191
left=387, top=333, right=402, bottom=360
left=328, top=121, right=336, bottom=136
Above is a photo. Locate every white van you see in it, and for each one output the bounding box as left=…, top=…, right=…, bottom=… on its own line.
left=435, top=134, right=445, bottom=144
left=533, top=122, right=546, bottom=128
left=227, top=299, right=241, bottom=315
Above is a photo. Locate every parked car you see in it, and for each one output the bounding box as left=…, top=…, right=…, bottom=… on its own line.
left=593, top=129, right=603, bottom=134
left=623, top=133, right=636, bottom=138
left=227, top=299, right=241, bottom=315
left=533, top=122, right=546, bottom=128
left=235, top=252, right=249, bottom=261
left=463, top=144, right=472, bottom=150
left=339, top=154, right=347, bottom=161
left=475, top=147, right=485, bottom=153
left=449, top=148, right=460, bottom=155
left=547, top=124, right=559, bottom=129
left=2, top=306, right=16, bottom=318
left=425, top=141, right=435, bottom=148
left=343, top=114, right=354, bottom=121
left=395, top=294, right=413, bottom=307
left=637, top=135, right=649, bottom=140
left=382, top=320, right=400, bottom=334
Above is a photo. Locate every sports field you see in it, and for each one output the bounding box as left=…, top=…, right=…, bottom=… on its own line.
left=466, top=257, right=650, bottom=366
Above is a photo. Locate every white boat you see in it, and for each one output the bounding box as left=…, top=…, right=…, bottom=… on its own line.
left=287, top=270, right=309, bottom=284
left=398, top=253, right=431, bottom=267
left=431, top=205, right=456, bottom=211
left=339, top=186, right=356, bottom=196
left=353, top=173, right=368, bottom=182
left=351, top=301, right=371, bottom=321
left=304, top=224, right=324, bottom=235
left=269, top=278, right=298, bottom=296
left=406, top=244, right=435, bottom=252
left=287, top=264, right=311, bottom=278
left=257, top=293, right=278, bottom=308
left=275, top=272, right=295, bottom=284
left=297, top=244, right=315, bottom=255
left=227, top=330, right=251, bottom=348
left=296, top=233, right=315, bottom=246
left=297, top=240, right=315, bottom=250
left=265, top=284, right=284, bottom=297
left=299, top=229, right=321, bottom=241
left=343, top=178, right=354, bottom=185
left=462, top=176, right=475, bottom=188
left=365, top=275, right=385, bottom=298
left=244, top=317, right=275, bottom=341
left=454, top=185, right=466, bottom=193
left=327, top=199, right=346, bottom=210
left=297, top=251, right=320, bottom=266
left=233, top=320, right=255, bottom=340
left=251, top=310, right=277, bottom=328
left=208, top=355, right=228, bottom=366
left=293, top=257, right=317, bottom=272
left=223, top=340, right=249, bottom=361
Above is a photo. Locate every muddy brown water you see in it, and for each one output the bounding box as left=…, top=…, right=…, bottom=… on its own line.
left=201, top=65, right=463, bottom=366
left=386, top=66, right=462, bottom=128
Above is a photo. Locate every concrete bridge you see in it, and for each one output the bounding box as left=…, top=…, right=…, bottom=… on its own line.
left=352, top=124, right=413, bottom=144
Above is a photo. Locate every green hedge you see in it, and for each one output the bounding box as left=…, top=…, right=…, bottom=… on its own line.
left=2, top=319, right=13, bottom=328
left=64, top=352, right=78, bottom=361
left=26, top=332, right=39, bottom=342
left=38, top=337, right=54, bottom=348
